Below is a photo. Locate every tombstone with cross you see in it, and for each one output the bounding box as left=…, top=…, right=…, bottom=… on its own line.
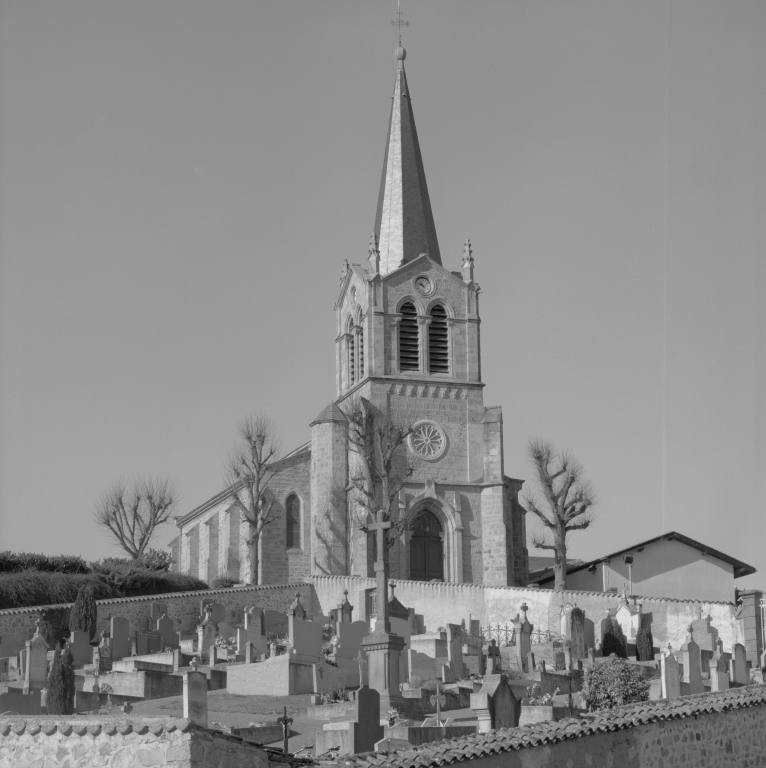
left=513, top=603, right=534, bottom=671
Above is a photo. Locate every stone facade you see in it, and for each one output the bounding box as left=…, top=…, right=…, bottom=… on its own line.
left=174, top=49, right=529, bottom=590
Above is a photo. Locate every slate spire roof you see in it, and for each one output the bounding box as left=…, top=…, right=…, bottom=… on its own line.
left=374, top=46, right=441, bottom=275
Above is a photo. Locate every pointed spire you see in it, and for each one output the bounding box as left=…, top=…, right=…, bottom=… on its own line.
left=374, top=47, right=441, bottom=275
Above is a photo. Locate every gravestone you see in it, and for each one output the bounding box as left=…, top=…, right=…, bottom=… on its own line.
left=661, top=649, right=681, bottom=699
left=264, top=609, right=289, bottom=638
left=24, top=621, right=49, bottom=693
left=587, top=648, right=598, bottom=668
left=289, top=592, right=307, bottom=619
left=681, top=629, right=704, bottom=695
left=288, top=616, right=323, bottom=657
left=150, top=602, right=168, bottom=622
left=561, top=605, right=586, bottom=660
left=485, top=640, right=501, bottom=674
left=217, top=621, right=238, bottom=644
left=315, top=686, right=384, bottom=757
left=691, top=614, right=719, bottom=673
left=513, top=604, right=534, bottom=671
left=709, top=657, right=729, bottom=692
left=338, top=590, right=354, bottom=624
left=135, top=629, right=162, bottom=656
left=245, top=607, right=265, bottom=636
left=245, top=642, right=256, bottom=664
left=183, top=659, right=208, bottom=728
left=446, top=624, right=465, bottom=678
left=156, top=615, right=179, bottom=649
left=525, top=652, right=536, bottom=672
left=335, top=621, right=368, bottom=660
left=470, top=673, right=517, bottom=733
left=96, top=632, right=112, bottom=673
left=197, top=614, right=218, bottom=661
left=69, top=630, right=92, bottom=666
left=731, top=644, right=749, bottom=685
left=110, top=617, right=130, bottom=661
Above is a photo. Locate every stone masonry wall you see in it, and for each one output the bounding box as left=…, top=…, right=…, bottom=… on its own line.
left=0, top=583, right=313, bottom=660
left=0, top=717, right=289, bottom=768
left=308, top=576, right=744, bottom=655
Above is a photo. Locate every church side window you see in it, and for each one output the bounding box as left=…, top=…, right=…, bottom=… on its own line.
left=429, top=304, right=449, bottom=374
left=286, top=494, right=301, bottom=550
left=399, top=302, right=419, bottom=371
left=347, top=318, right=356, bottom=386
left=357, top=322, right=364, bottom=379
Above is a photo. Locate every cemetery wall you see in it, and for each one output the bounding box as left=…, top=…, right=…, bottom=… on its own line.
left=0, top=583, right=313, bottom=659
left=308, top=576, right=743, bottom=653
left=0, top=717, right=302, bottom=768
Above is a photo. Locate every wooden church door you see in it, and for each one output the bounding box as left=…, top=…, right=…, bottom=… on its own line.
left=409, top=510, right=444, bottom=581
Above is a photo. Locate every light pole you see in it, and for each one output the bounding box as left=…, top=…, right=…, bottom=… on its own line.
left=623, top=553, right=634, bottom=596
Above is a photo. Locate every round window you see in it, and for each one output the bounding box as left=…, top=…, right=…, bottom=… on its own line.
left=408, top=420, right=447, bottom=460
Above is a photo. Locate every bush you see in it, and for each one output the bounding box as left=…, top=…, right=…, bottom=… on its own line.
left=601, top=620, right=627, bottom=659
left=636, top=625, right=654, bottom=662
left=0, top=552, right=90, bottom=575
left=0, top=568, right=207, bottom=610
left=47, top=645, right=75, bottom=715
left=69, top=585, right=98, bottom=638
left=94, top=548, right=173, bottom=573
left=212, top=576, right=238, bottom=589
left=581, top=655, right=650, bottom=711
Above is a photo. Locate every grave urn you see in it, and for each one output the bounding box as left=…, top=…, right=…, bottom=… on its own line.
left=518, top=701, right=570, bottom=726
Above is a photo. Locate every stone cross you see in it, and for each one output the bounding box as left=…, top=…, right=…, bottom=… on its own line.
left=370, top=508, right=393, bottom=634
left=429, top=682, right=446, bottom=727
left=520, top=603, right=529, bottom=622
left=277, top=706, right=293, bottom=755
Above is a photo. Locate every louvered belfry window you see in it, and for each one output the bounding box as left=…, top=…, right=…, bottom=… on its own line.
left=286, top=494, right=300, bottom=549
left=348, top=319, right=356, bottom=386
left=357, top=325, right=364, bottom=379
left=429, top=304, right=449, bottom=373
left=399, top=302, right=420, bottom=371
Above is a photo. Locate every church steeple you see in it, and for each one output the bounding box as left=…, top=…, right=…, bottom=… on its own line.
left=374, top=46, right=441, bottom=275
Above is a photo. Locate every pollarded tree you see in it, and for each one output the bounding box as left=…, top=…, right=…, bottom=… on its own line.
left=225, top=414, right=281, bottom=585
left=344, top=397, right=418, bottom=566
left=523, top=439, right=597, bottom=591
left=94, top=478, right=177, bottom=559
left=69, top=584, right=98, bottom=639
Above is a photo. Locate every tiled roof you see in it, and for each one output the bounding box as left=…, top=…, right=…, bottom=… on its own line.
left=338, top=686, right=766, bottom=768
left=0, top=717, right=312, bottom=764
left=527, top=557, right=583, bottom=574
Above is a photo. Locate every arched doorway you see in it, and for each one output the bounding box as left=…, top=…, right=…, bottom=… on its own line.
left=409, top=510, right=444, bottom=581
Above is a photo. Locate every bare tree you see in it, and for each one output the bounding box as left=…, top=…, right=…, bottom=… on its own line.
left=94, top=477, right=177, bottom=559
left=225, top=414, right=281, bottom=585
left=344, top=397, right=419, bottom=563
left=523, top=438, right=597, bottom=591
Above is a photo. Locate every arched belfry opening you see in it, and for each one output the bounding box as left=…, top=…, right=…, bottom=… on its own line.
left=409, top=509, right=444, bottom=581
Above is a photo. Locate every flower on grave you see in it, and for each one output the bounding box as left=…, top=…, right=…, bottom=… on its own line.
left=525, top=684, right=560, bottom=706
left=386, top=708, right=401, bottom=726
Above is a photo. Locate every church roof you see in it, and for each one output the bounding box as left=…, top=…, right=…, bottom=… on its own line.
left=374, top=46, right=441, bottom=275
left=310, top=401, right=348, bottom=426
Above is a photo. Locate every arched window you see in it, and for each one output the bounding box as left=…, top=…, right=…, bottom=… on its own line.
left=347, top=317, right=356, bottom=386
left=399, top=302, right=419, bottom=371
left=429, top=304, right=449, bottom=374
left=286, top=494, right=301, bottom=549
left=410, top=510, right=444, bottom=581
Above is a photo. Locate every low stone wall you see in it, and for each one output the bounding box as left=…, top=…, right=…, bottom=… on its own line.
left=0, top=716, right=306, bottom=768
left=308, top=575, right=743, bottom=654
left=340, top=686, right=766, bottom=768
left=0, top=582, right=313, bottom=659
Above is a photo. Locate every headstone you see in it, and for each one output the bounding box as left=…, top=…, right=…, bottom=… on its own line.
left=197, top=617, right=218, bottom=660
left=69, top=630, right=92, bottom=666
left=288, top=616, right=323, bottom=657
left=587, top=648, right=597, bottom=668
left=217, top=621, right=238, bottom=644
left=561, top=605, right=586, bottom=660
left=289, top=592, right=306, bottom=619
left=245, top=607, right=265, bottom=636
left=446, top=624, right=465, bottom=677
left=110, top=617, right=130, bottom=661
left=208, top=602, right=226, bottom=626
left=264, top=609, right=289, bottom=638
left=732, top=644, right=749, bottom=685
left=709, top=658, right=729, bottom=692
left=485, top=640, right=501, bottom=674
left=245, top=642, right=255, bottom=664
left=525, top=651, right=536, bottom=672
left=661, top=650, right=681, bottom=699
left=681, top=629, right=704, bottom=694
left=315, top=686, right=384, bottom=757
left=24, top=621, right=49, bottom=693
left=135, top=629, right=161, bottom=656
left=335, top=621, right=368, bottom=660
left=563, top=646, right=573, bottom=670
left=96, top=632, right=112, bottom=673
left=183, top=659, right=208, bottom=728
left=691, top=614, right=719, bottom=672
left=150, top=602, right=168, bottom=622
left=338, top=590, right=354, bottom=624
left=470, top=673, right=517, bottom=732
left=156, top=614, right=179, bottom=649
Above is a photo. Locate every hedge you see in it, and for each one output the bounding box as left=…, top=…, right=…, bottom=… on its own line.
left=0, top=569, right=208, bottom=610
left=0, top=552, right=90, bottom=575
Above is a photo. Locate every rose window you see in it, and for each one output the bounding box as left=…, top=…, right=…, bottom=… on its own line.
left=409, top=421, right=447, bottom=460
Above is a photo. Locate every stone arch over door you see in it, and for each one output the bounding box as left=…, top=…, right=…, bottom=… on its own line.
left=403, top=492, right=464, bottom=583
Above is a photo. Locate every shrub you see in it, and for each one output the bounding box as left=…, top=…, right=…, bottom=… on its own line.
left=69, top=585, right=98, bottom=638
left=581, top=655, right=650, bottom=711
left=0, top=552, right=90, bottom=575
left=212, top=576, right=238, bottom=589
left=94, top=549, right=173, bottom=573
left=0, top=572, right=117, bottom=610
left=91, top=561, right=207, bottom=595
left=47, top=645, right=75, bottom=715
left=601, top=620, right=627, bottom=659
left=635, top=625, right=654, bottom=662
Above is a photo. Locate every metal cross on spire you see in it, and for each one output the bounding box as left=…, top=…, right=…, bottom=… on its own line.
left=391, top=0, right=409, bottom=45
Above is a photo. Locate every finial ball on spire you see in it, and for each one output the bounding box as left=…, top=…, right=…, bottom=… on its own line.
left=395, top=46, right=406, bottom=61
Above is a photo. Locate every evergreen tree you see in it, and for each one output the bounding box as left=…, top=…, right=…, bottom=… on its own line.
left=635, top=624, right=654, bottom=661
left=601, top=620, right=627, bottom=659
left=69, top=585, right=98, bottom=639
left=46, top=645, right=75, bottom=715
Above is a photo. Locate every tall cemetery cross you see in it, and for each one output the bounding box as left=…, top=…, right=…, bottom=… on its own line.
left=277, top=706, right=293, bottom=755
left=370, top=508, right=392, bottom=634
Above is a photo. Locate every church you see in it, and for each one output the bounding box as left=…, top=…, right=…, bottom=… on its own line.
left=174, top=46, right=530, bottom=589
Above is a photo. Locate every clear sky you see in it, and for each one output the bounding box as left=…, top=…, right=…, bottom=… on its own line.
left=1, top=1, right=764, bottom=590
